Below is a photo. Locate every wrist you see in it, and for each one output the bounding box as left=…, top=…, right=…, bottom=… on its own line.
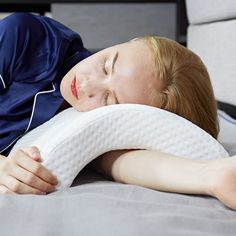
left=144, top=151, right=215, bottom=196
left=164, top=159, right=213, bottom=196
left=203, top=155, right=236, bottom=210
left=203, top=158, right=227, bottom=197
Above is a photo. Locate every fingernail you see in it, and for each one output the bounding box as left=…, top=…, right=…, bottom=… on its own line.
left=39, top=192, right=46, bottom=195
left=50, top=186, right=56, bottom=192
left=32, top=151, right=41, bottom=158
left=53, top=176, right=58, bottom=184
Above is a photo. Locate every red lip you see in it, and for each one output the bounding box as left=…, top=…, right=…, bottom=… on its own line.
left=71, top=76, right=78, bottom=99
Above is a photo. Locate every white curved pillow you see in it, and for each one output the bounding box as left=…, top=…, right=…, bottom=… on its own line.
left=11, top=104, right=229, bottom=189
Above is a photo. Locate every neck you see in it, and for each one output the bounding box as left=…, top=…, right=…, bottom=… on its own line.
left=56, top=100, right=71, bottom=114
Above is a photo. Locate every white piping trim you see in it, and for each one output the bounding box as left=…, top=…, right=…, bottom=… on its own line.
left=0, top=83, right=56, bottom=154
left=0, top=74, right=6, bottom=89
left=25, top=83, right=56, bottom=133
left=0, top=135, right=23, bottom=154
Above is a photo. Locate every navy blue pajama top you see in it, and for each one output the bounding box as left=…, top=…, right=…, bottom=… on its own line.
left=0, top=13, right=91, bottom=156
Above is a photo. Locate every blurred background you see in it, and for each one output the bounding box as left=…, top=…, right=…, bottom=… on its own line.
left=0, top=0, right=188, bottom=52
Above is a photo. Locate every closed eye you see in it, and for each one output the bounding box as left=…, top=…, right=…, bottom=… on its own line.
left=103, top=92, right=109, bottom=105
left=103, top=91, right=119, bottom=106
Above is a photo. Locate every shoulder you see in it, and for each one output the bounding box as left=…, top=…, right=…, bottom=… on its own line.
left=0, top=12, right=39, bottom=29
left=0, top=13, right=46, bottom=44
left=1, top=13, right=83, bottom=42
left=1, top=12, right=84, bottom=41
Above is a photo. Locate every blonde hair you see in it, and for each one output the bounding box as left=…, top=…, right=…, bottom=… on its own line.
left=139, top=36, right=219, bottom=139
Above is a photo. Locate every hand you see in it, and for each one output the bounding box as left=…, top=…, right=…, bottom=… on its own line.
left=206, top=155, right=236, bottom=210
left=0, top=146, right=58, bottom=195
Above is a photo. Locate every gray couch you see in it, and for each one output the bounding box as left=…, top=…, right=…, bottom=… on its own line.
left=186, top=0, right=236, bottom=155
left=186, top=0, right=236, bottom=106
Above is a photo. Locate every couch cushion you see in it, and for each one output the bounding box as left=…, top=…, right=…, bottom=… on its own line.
left=187, top=20, right=236, bottom=106
left=186, top=0, right=236, bottom=24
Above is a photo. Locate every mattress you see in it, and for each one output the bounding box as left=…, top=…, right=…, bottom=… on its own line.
left=1, top=166, right=236, bottom=236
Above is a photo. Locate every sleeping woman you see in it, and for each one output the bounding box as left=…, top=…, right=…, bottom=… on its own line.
left=0, top=13, right=236, bottom=211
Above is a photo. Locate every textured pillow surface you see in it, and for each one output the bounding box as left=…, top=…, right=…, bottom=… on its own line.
left=11, top=104, right=229, bottom=189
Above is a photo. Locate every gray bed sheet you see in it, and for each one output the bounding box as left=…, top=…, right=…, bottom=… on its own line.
left=1, top=166, right=236, bottom=236
left=0, top=112, right=236, bottom=236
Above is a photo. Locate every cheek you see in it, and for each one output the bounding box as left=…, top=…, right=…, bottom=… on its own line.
left=76, top=97, right=104, bottom=111
left=74, top=56, right=98, bottom=74
left=60, top=72, right=72, bottom=101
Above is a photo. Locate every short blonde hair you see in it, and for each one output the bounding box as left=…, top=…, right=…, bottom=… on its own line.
left=140, top=36, right=219, bottom=139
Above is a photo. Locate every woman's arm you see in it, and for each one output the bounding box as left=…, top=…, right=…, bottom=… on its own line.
left=88, top=150, right=236, bottom=210
left=88, top=150, right=210, bottom=195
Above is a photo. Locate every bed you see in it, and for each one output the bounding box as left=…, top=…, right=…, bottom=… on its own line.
left=1, top=166, right=236, bottom=236
left=1, top=1, right=236, bottom=235
left=0, top=124, right=236, bottom=236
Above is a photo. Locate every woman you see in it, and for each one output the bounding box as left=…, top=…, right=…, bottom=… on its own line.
left=0, top=13, right=236, bottom=211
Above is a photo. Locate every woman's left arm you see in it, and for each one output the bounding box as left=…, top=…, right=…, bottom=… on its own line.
left=88, top=150, right=236, bottom=210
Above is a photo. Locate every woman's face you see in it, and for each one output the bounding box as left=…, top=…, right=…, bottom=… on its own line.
left=60, top=40, right=159, bottom=111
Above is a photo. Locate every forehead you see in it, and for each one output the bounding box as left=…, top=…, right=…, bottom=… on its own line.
left=104, top=40, right=151, bottom=58
left=110, top=40, right=159, bottom=105
left=109, top=40, right=155, bottom=73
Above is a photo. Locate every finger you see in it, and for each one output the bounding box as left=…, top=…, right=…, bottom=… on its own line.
left=21, top=146, right=41, bottom=161
left=3, top=175, right=46, bottom=195
left=11, top=165, right=56, bottom=193
left=14, top=150, right=58, bottom=185
left=0, top=185, right=16, bottom=194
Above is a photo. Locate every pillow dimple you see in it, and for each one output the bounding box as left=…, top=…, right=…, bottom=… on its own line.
left=11, top=104, right=229, bottom=189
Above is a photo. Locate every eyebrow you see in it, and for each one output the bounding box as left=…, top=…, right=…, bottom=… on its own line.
left=111, top=51, right=120, bottom=104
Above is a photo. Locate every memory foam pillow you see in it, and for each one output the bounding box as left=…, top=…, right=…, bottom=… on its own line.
left=11, top=104, right=229, bottom=189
